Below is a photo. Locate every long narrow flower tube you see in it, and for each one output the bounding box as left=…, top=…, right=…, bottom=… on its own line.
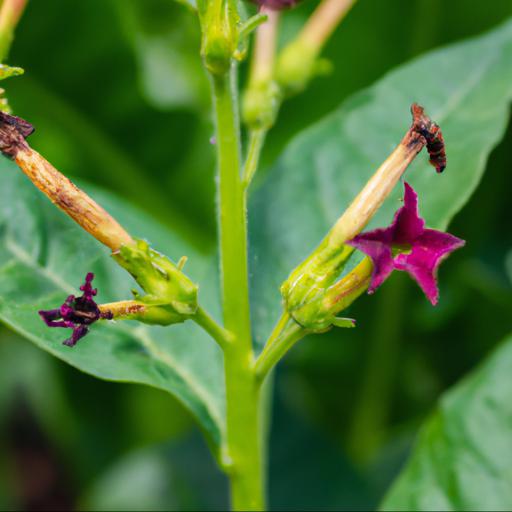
left=0, top=111, right=133, bottom=252
left=276, top=0, right=358, bottom=95
left=0, top=0, right=28, bottom=61
left=281, top=104, right=445, bottom=330
left=242, top=6, right=281, bottom=132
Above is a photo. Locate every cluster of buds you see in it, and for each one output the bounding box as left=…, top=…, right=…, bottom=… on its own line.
left=281, top=104, right=464, bottom=332
left=0, top=111, right=200, bottom=346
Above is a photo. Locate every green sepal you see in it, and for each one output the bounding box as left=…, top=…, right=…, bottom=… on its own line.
left=0, top=64, right=24, bottom=80
left=281, top=243, right=353, bottom=312
left=281, top=247, right=371, bottom=332
left=112, top=239, right=199, bottom=324
left=0, top=64, right=24, bottom=113
left=332, top=317, right=356, bottom=328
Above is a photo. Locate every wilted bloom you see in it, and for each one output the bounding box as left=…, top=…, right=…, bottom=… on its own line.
left=347, top=182, right=465, bottom=305
left=39, top=273, right=113, bottom=347
left=0, top=111, right=134, bottom=252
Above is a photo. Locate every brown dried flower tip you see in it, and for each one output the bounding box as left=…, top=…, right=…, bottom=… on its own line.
left=411, top=103, right=446, bottom=173
left=0, top=110, right=34, bottom=158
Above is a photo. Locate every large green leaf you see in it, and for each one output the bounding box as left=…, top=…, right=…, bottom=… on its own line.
left=381, top=333, right=512, bottom=511
left=250, top=19, right=512, bottom=346
left=0, top=163, right=225, bottom=449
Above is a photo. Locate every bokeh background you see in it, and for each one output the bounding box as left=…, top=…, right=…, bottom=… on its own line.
left=1, top=0, right=512, bottom=509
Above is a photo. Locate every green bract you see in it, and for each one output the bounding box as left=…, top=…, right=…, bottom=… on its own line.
left=114, top=239, right=199, bottom=323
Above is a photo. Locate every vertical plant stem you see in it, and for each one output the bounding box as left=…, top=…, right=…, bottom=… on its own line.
left=212, top=67, right=251, bottom=342
left=211, top=66, right=264, bottom=510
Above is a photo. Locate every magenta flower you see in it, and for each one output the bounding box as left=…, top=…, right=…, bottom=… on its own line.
left=347, top=183, right=465, bottom=305
left=39, top=273, right=112, bottom=347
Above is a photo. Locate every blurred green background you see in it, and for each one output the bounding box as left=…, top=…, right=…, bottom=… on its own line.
left=1, top=0, right=512, bottom=509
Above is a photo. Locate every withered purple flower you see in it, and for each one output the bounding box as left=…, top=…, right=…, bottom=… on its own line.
left=347, top=183, right=465, bottom=305
left=39, top=273, right=112, bottom=347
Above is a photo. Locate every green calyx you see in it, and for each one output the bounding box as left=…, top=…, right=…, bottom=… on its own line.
left=281, top=244, right=371, bottom=331
left=113, top=239, right=199, bottom=325
left=276, top=40, right=332, bottom=96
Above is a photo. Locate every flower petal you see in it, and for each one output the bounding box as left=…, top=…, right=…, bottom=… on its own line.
left=391, top=182, right=425, bottom=244
left=347, top=227, right=395, bottom=293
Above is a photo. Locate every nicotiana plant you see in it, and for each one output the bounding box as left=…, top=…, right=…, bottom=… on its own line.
left=1, top=0, right=512, bottom=510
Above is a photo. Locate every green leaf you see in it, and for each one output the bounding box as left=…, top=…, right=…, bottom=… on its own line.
left=250, top=19, right=512, bottom=345
left=0, top=163, right=225, bottom=449
left=381, top=333, right=512, bottom=511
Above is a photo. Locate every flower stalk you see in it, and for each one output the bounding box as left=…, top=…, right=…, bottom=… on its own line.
left=0, top=0, right=28, bottom=61
left=276, top=0, right=358, bottom=94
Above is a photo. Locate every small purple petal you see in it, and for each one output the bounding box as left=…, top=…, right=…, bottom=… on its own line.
left=63, top=325, right=89, bottom=347
left=391, top=182, right=425, bottom=244
left=39, top=309, right=62, bottom=325
left=406, top=265, right=440, bottom=305
left=80, top=272, right=97, bottom=299
left=348, top=227, right=395, bottom=293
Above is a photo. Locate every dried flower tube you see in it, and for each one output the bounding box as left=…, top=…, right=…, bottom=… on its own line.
left=0, top=111, right=134, bottom=251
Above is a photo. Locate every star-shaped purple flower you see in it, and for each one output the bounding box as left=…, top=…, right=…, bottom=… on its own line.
left=39, top=273, right=112, bottom=347
left=347, top=183, right=465, bottom=305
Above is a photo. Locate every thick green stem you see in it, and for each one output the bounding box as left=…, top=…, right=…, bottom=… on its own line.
left=211, top=66, right=264, bottom=510
left=212, top=68, right=251, bottom=341
left=224, top=346, right=265, bottom=510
